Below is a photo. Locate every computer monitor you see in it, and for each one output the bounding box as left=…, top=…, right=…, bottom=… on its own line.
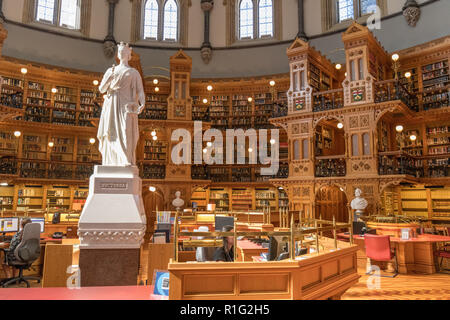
left=0, top=217, right=19, bottom=233
left=268, top=236, right=289, bottom=261
left=215, top=216, right=234, bottom=232
left=30, top=218, right=45, bottom=233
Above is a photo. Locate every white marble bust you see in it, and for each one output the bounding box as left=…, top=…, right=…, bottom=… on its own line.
left=172, top=191, right=184, bottom=210
left=351, top=188, right=368, bottom=214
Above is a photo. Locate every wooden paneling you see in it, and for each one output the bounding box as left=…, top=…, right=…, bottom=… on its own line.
left=239, top=273, right=290, bottom=294
left=42, top=243, right=73, bottom=288
left=184, top=274, right=235, bottom=296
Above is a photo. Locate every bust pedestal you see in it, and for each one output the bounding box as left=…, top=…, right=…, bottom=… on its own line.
left=78, top=165, right=146, bottom=286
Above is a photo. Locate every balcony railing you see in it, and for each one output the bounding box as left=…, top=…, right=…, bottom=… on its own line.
left=271, top=102, right=288, bottom=118
left=315, top=156, right=346, bottom=178
left=374, top=80, right=419, bottom=111
left=313, top=89, right=344, bottom=112
left=378, top=151, right=424, bottom=177
left=0, top=158, right=98, bottom=180
left=140, top=163, right=166, bottom=179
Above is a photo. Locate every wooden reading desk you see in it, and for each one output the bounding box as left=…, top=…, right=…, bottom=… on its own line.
left=338, top=233, right=450, bottom=274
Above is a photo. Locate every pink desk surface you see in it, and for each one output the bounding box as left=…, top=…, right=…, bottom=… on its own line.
left=0, top=286, right=168, bottom=300
left=338, top=233, right=450, bottom=243
left=237, top=239, right=268, bottom=250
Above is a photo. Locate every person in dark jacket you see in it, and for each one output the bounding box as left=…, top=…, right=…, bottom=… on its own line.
left=213, top=225, right=234, bottom=262
left=1, top=218, right=32, bottom=278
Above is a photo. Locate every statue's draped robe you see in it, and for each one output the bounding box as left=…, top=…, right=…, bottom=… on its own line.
left=97, top=65, right=145, bottom=166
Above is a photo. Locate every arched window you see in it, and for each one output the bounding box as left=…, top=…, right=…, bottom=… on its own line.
left=36, top=0, right=56, bottom=24
left=35, top=0, right=81, bottom=30
left=293, top=140, right=300, bottom=160
left=362, top=133, right=371, bottom=155
left=163, top=0, right=178, bottom=41
left=337, top=0, right=379, bottom=23
left=337, top=0, right=354, bottom=22
left=239, top=0, right=253, bottom=39
left=258, top=0, right=273, bottom=38
left=59, top=0, right=80, bottom=29
left=352, top=134, right=359, bottom=156
left=143, top=0, right=159, bottom=40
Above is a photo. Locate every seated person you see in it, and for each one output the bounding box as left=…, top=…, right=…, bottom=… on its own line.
left=1, top=218, right=32, bottom=279
left=213, top=225, right=234, bottom=262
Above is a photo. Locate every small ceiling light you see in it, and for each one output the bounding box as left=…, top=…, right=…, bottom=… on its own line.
left=269, top=80, right=276, bottom=87
left=337, top=123, right=344, bottom=129
left=405, top=72, right=412, bottom=79
left=153, top=79, right=159, bottom=85
left=248, top=148, right=253, bottom=153
left=152, top=135, right=158, bottom=141
left=391, top=54, right=399, bottom=62
left=410, top=135, right=417, bottom=142
left=149, top=186, right=156, bottom=192
left=151, top=130, right=157, bottom=137
left=248, top=97, right=253, bottom=103
left=154, top=87, right=160, bottom=92
left=14, top=131, right=21, bottom=138
left=396, top=125, right=404, bottom=133
left=207, top=142, right=212, bottom=147
left=0, top=182, right=8, bottom=186
left=48, top=142, right=54, bottom=148
left=89, top=138, right=96, bottom=144
left=278, top=187, right=283, bottom=190
left=203, top=148, right=207, bottom=154
left=207, top=85, right=213, bottom=91
left=51, top=88, right=58, bottom=94
left=335, top=64, right=342, bottom=70
left=20, top=68, right=28, bottom=75
left=270, top=139, right=276, bottom=145
left=203, top=98, right=208, bottom=104
left=93, top=80, right=99, bottom=86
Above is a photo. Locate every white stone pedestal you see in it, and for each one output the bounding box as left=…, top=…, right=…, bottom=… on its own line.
left=78, top=165, right=146, bottom=249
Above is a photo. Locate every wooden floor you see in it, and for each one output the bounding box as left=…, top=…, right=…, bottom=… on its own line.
left=342, top=269, right=450, bottom=300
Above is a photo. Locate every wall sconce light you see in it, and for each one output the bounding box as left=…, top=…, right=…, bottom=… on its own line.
left=20, top=68, right=28, bottom=75
left=89, top=138, right=96, bottom=144
left=153, top=79, right=159, bottom=85
left=207, top=85, right=213, bottom=91
left=149, top=186, right=156, bottom=192
left=335, top=64, right=342, bottom=70
left=93, top=80, right=99, bottom=86
left=337, top=123, right=344, bottom=129
left=51, top=88, right=58, bottom=94
left=14, top=131, right=21, bottom=138
left=396, top=125, right=404, bottom=133
left=203, top=98, right=208, bottom=104
left=269, top=80, right=276, bottom=87
left=48, top=142, right=54, bottom=148
left=410, top=135, right=417, bottom=142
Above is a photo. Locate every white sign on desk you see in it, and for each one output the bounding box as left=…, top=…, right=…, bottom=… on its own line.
left=401, top=228, right=411, bottom=240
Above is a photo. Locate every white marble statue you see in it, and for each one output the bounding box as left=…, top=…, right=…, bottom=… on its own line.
left=97, top=42, right=145, bottom=166
left=172, top=191, right=185, bottom=210
left=351, top=188, right=368, bottom=216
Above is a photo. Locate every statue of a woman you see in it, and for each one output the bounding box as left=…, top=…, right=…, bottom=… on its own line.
left=97, top=42, right=145, bottom=166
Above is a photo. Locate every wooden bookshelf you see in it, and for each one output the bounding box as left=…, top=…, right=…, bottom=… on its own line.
left=46, top=185, right=71, bottom=210
left=255, top=187, right=276, bottom=211
left=17, top=185, right=44, bottom=211
left=1, top=76, right=24, bottom=109
left=209, top=188, right=229, bottom=212
left=231, top=188, right=252, bottom=211
left=139, top=93, right=168, bottom=120
left=25, top=80, right=51, bottom=123
left=73, top=186, right=89, bottom=211
left=0, top=185, right=14, bottom=211
left=79, top=89, right=98, bottom=127
left=210, top=95, right=229, bottom=128
left=190, top=187, right=207, bottom=210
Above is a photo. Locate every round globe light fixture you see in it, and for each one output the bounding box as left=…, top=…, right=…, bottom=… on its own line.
left=149, top=186, right=156, bottom=192
left=396, top=125, right=404, bottom=133
left=14, top=131, right=21, bottom=138
left=337, top=123, right=344, bottom=129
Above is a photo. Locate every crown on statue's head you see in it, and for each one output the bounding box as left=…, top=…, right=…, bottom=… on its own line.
left=118, top=42, right=132, bottom=54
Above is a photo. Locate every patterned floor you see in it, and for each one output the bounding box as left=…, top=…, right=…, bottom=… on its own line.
left=342, top=269, right=450, bottom=300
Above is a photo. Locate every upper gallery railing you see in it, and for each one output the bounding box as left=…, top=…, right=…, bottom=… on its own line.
left=313, top=89, right=344, bottom=112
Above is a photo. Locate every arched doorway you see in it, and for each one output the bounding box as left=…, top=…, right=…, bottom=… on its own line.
left=315, top=185, right=348, bottom=223
left=142, top=186, right=165, bottom=241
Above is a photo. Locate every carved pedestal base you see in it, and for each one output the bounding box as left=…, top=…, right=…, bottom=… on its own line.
left=79, top=248, right=140, bottom=287
left=78, top=165, right=146, bottom=286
